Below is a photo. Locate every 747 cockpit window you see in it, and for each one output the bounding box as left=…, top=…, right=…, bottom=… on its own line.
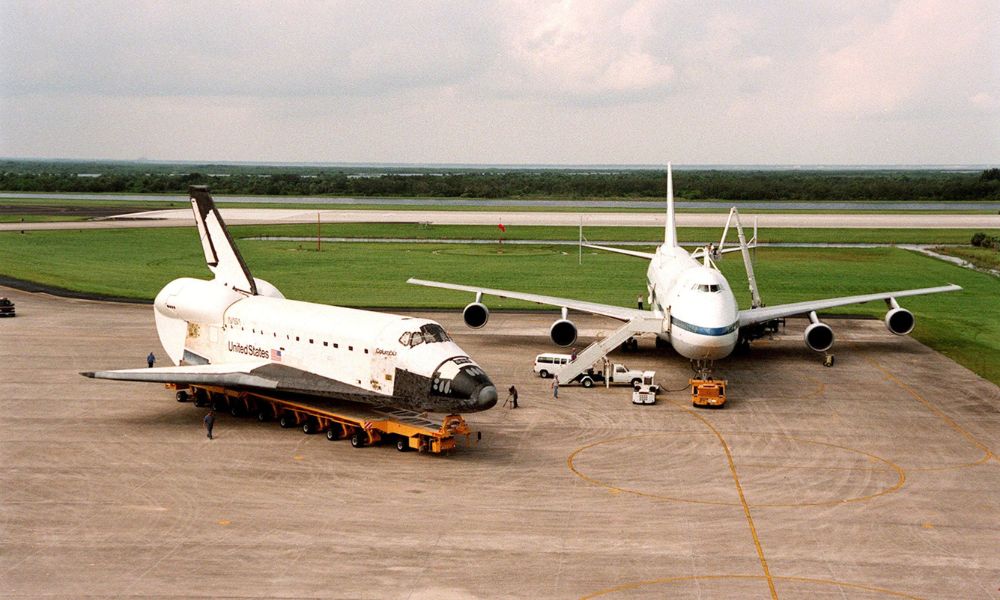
left=400, top=324, right=452, bottom=347
left=694, top=284, right=721, bottom=293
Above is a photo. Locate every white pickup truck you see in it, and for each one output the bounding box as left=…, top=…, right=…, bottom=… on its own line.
left=534, top=354, right=650, bottom=389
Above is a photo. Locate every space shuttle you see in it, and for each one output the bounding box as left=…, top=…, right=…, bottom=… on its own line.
left=83, top=186, right=498, bottom=414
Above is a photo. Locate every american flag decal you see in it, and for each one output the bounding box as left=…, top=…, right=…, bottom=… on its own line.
left=270, top=348, right=283, bottom=362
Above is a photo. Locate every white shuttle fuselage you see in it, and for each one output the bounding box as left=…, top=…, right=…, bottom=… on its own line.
left=87, top=187, right=497, bottom=414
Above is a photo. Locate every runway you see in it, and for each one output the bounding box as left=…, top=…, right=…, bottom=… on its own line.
left=1, top=287, right=998, bottom=598
left=2, top=208, right=999, bottom=232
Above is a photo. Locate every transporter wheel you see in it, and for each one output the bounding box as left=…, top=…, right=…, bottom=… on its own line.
left=175, top=390, right=189, bottom=403
left=302, top=419, right=317, bottom=435
left=581, top=377, right=594, bottom=388
left=350, top=430, right=367, bottom=448
left=210, top=394, right=227, bottom=412
left=326, top=427, right=342, bottom=441
left=230, top=403, right=243, bottom=417
left=279, top=413, right=296, bottom=429
left=193, top=389, right=209, bottom=407
left=539, top=370, right=549, bottom=379
left=395, top=437, right=410, bottom=452
left=257, top=409, right=270, bottom=422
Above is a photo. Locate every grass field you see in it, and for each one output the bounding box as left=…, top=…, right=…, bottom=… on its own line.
left=237, top=223, right=995, bottom=245
left=1, top=226, right=998, bottom=384
left=933, top=246, right=1000, bottom=271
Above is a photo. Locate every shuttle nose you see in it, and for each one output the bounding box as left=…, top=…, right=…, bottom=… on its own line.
left=429, top=358, right=497, bottom=412
left=474, top=385, right=498, bottom=410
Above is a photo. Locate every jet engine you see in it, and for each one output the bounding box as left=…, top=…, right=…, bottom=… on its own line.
left=550, top=319, right=578, bottom=347
left=884, top=298, right=915, bottom=336
left=463, top=302, right=490, bottom=329
left=803, top=311, right=834, bottom=352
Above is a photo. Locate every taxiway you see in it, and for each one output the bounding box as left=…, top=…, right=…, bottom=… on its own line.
left=1, top=287, right=998, bottom=598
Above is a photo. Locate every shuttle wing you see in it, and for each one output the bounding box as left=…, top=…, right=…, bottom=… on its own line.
left=407, top=278, right=652, bottom=322
left=82, top=362, right=389, bottom=404
left=738, top=284, right=961, bottom=327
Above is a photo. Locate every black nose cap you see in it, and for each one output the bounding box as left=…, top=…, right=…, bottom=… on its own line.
left=474, top=384, right=498, bottom=410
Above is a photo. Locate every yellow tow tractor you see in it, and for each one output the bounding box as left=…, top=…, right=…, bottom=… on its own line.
left=690, top=378, right=727, bottom=408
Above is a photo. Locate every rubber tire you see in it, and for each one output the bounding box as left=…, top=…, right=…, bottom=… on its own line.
left=326, top=427, right=341, bottom=441
left=175, top=390, right=189, bottom=403
left=257, top=410, right=270, bottom=422
left=539, top=370, right=549, bottom=379
left=230, top=404, right=242, bottom=417
left=581, top=377, right=594, bottom=388
left=631, top=378, right=641, bottom=387
left=193, top=389, right=208, bottom=407
left=279, top=414, right=296, bottom=429
left=396, top=437, right=410, bottom=452
left=350, top=431, right=367, bottom=448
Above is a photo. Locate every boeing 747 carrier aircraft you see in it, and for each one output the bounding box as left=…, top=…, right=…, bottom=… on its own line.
left=409, top=165, right=960, bottom=384
left=83, top=187, right=497, bottom=414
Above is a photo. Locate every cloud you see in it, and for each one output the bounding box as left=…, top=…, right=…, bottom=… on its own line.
left=0, top=1, right=497, bottom=97
left=486, top=0, right=675, bottom=102
left=814, top=0, right=996, bottom=115
left=1, top=1, right=997, bottom=163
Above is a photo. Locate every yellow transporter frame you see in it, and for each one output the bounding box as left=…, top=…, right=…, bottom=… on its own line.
left=170, top=384, right=477, bottom=454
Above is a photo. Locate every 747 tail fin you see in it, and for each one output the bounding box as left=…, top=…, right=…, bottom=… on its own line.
left=189, top=186, right=257, bottom=295
left=664, top=163, right=678, bottom=247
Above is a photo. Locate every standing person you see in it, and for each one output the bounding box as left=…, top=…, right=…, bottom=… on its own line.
left=637, top=294, right=643, bottom=310
left=551, top=376, right=559, bottom=399
left=147, top=352, right=156, bottom=368
left=508, top=385, right=519, bottom=409
left=204, top=410, right=215, bottom=440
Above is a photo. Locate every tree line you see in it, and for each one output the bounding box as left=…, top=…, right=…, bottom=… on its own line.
left=1, top=160, right=998, bottom=202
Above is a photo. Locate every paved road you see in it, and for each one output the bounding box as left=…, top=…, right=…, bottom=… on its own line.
left=4, top=191, right=999, bottom=211
left=2, top=287, right=998, bottom=598
left=3, top=208, right=999, bottom=231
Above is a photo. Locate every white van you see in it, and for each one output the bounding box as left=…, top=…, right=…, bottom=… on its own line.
left=533, top=353, right=572, bottom=378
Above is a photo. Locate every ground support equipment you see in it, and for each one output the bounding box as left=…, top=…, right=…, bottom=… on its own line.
left=169, top=384, right=478, bottom=454
left=690, top=378, right=727, bottom=408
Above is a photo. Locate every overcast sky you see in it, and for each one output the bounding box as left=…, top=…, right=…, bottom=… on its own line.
left=1, top=0, right=997, bottom=165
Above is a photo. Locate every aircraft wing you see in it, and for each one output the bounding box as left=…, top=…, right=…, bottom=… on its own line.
left=738, top=284, right=961, bottom=327
left=583, top=243, right=656, bottom=260
left=407, top=278, right=651, bottom=322
left=81, top=361, right=388, bottom=404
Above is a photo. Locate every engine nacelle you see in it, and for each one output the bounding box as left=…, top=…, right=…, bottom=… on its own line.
left=804, top=321, right=835, bottom=353
left=550, top=319, right=578, bottom=347
left=463, top=302, right=490, bottom=329
left=884, top=307, right=915, bottom=336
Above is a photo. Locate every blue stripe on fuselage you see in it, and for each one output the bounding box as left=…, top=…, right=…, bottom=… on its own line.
left=671, top=316, right=738, bottom=337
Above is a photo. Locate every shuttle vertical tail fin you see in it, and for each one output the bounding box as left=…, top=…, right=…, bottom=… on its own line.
left=188, top=186, right=258, bottom=295
left=664, top=163, right=678, bottom=247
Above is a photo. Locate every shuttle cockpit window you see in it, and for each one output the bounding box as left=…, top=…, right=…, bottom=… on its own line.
left=419, top=323, right=451, bottom=344
left=401, top=324, right=452, bottom=347
left=694, top=284, right=721, bottom=293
